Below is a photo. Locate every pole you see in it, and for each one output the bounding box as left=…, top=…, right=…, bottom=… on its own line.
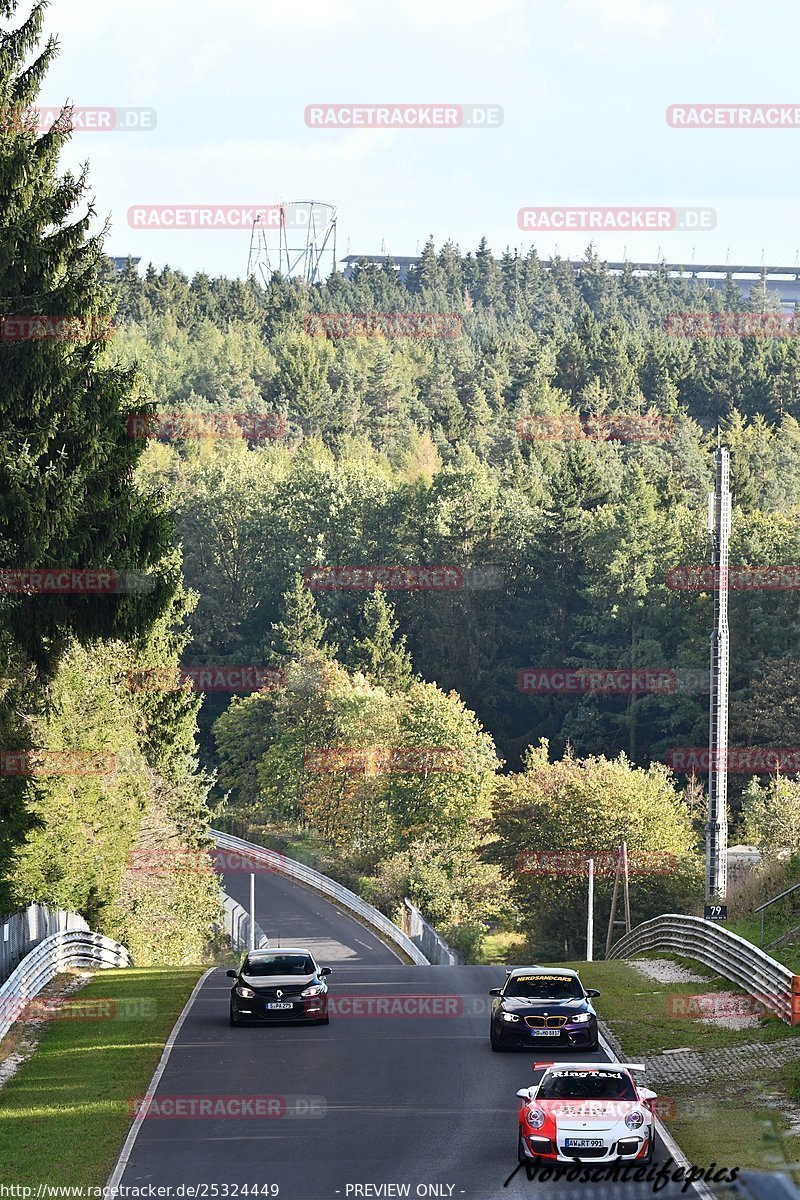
left=622, top=841, right=632, bottom=933
left=605, top=849, right=622, bottom=958
left=587, top=858, right=594, bottom=962
left=249, top=873, right=256, bottom=952
left=706, top=445, right=731, bottom=903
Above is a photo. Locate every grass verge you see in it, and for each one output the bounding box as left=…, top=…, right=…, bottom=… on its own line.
left=0, top=965, right=204, bottom=1187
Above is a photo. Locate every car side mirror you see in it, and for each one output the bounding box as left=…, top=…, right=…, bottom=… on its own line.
left=226, top=970, right=237, bottom=979
left=586, top=989, right=600, bottom=997
left=489, top=987, right=502, bottom=996
left=320, top=967, right=331, bottom=976
left=638, top=1088, right=657, bottom=1103
left=516, top=1088, right=532, bottom=1099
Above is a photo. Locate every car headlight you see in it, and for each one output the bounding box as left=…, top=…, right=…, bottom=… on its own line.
left=501, top=1011, right=520, bottom=1022
left=236, top=986, right=255, bottom=999
left=625, top=1110, right=644, bottom=1129
left=301, top=983, right=325, bottom=997
left=570, top=1012, right=594, bottom=1023
left=527, top=1107, right=546, bottom=1130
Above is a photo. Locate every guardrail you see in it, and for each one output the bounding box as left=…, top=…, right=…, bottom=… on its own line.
left=211, top=829, right=429, bottom=965
left=1, top=904, right=90, bottom=983
left=401, top=898, right=461, bottom=965
left=608, top=913, right=798, bottom=1024
left=0, top=929, right=131, bottom=1042
left=220, top=890, right=269, bottom=952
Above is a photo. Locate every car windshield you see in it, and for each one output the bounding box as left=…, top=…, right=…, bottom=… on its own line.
left=242, top=954, right=315, bottom=976
left=537, top=1071, right=637, bottom=1101
left=504, top=974, right=584, bottom=1000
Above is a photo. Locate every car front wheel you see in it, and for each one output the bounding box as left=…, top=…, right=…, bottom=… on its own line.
left=491, top=1024, right=504, bottom=1051
left=230, top=1006, right=241, bottom=1027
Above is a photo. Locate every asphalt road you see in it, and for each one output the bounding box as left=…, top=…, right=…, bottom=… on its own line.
left=114, top=867, right=716, bottom=1200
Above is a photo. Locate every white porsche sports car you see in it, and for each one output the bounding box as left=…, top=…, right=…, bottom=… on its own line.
left=516, top=1061, right=658, bottom=1164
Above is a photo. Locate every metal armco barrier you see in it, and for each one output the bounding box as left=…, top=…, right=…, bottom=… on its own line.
left=211, top=829, right=429, bottom=965
left=402, top=898, right=461, bottom=965
left=0, top=929, right=131, bottom=1042
left=1, top=903, right=90, bottom=983
left=220, top=890, right=269, bottom=952
left=608, top=913, right=800, bottom=1024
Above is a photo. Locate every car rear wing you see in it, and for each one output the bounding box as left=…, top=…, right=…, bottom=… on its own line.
left=533, top=1061, right=646, bottom=1072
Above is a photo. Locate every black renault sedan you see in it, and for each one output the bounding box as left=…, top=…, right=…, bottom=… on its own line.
left=228, top=947, right=332, bottom=1026
left=489, top=967, right=599, bottom=1051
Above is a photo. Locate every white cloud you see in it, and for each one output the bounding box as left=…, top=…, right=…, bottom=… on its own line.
left=561, top=0, right=724, bottom=50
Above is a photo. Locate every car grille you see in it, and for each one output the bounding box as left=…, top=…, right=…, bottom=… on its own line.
left=524, top=1014, right=568, bottom=1028
left=559, top=1145, right=608, bottom=1158
left=253, top=984, right=307, bottom=999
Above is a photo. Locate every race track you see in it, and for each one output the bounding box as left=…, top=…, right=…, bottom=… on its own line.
left=112, top=865, right=709, bottom=1200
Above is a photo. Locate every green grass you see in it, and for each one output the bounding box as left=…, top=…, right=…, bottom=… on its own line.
left=727, top=914, right=800, bottom=974
left=0, top=965, right=204, bottom=1187
left=559, top=956, right=800, bottom=1174
left=476, top=931, right=529, bottom=964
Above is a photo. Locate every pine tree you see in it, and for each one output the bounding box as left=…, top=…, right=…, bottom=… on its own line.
left=273, top=573, right=337, bottom=659
left=355, top=589, right=413, bottom=691
left=0, top=0, right=175, bottom=671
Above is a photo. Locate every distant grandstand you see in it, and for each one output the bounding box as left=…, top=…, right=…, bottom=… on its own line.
left=340, top=254, right=800, bottom=309
left=110, top=256, right=141, bottom=272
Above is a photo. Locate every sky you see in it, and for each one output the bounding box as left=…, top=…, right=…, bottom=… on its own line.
left=28, top=0, right=800, bottom=280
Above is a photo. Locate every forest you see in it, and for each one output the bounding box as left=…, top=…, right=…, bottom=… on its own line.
left=2, top=7, right=799, bottom=959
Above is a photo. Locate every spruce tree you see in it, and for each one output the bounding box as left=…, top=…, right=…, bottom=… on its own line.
left=0, top=0, right=174, bottom=672
left=273, top=573, right=337, bottom=659
left=355, top=589, right=413, bottom=692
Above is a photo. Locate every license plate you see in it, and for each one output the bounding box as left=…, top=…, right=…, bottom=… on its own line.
left=565, top=1139, right=604, bottom=1149
left=266, top=1002, right=293, bottom=1010
left=531, top=1029, right=560, bottom=1036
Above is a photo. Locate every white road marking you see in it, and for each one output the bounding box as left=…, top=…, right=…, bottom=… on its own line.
left=105, top=968, right=215, bottom=1190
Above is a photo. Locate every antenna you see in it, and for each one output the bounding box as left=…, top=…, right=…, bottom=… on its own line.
left=706, top=446, right=731, bottom=905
